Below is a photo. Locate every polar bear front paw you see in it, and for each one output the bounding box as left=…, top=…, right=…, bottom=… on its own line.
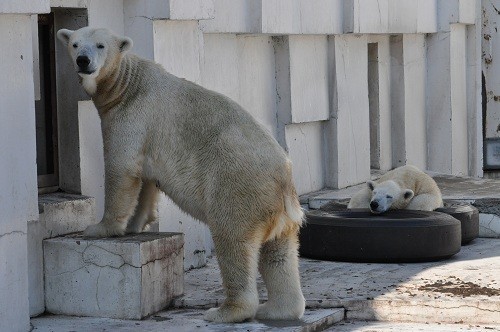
left=83, top=222, right=125, bottom=238
left=203, top=304, right=256, bottom=323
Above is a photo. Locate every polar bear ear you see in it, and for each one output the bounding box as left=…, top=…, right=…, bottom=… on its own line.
left=403, top=189, right=414, bottom=200
left=367, top=181, right=376, bottom=191
left=118, top=36, right=133, bottom=53
left=56, top=29, right=74, bottom=45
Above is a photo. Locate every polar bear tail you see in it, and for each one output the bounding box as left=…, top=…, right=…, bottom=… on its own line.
left=284, top=194, right=305, bottom=226
left=264, top=185, right=304, bottom=242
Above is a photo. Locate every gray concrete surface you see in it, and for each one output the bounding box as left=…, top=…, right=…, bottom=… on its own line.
left=31, top=238, right=500, bottom=330
left=31, top=308, right=344, bottom=332
left=175, top=239, right=500, bottom=325
left=327, top=321, right=500, bottom=331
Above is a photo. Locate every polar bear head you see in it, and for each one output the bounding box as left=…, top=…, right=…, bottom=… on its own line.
left=56, top=27, right=132, bottom=95
left=366, top=180, right=414, bottom=214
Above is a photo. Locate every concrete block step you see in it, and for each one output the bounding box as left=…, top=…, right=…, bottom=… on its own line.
left=31, top=308, right=345, bottom=332
left=43, top=232, right=184, bottom=319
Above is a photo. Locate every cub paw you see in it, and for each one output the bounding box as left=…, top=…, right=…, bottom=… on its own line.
left=83, top=222, right=125, bottom=238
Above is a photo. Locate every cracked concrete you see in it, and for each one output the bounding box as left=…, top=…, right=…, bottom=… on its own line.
left=0, top=230, right=26, bottom=239
left=43, top=232, right=184, bottom=319
left=175, top=239, right=500, bottom=325
left=31, top=308, right=344, bottom=332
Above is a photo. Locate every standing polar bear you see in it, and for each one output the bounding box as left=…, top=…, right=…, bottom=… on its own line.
left=57, top=27, right=305, bottom=323
left=348, top=165, right=443, bottom=214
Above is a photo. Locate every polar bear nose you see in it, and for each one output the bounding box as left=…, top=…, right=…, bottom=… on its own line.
left=370, top=201, right=379, bottom=210
left=76, top=55, right=90, bottom=69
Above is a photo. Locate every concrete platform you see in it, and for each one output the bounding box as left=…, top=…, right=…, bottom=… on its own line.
left=31, top=308, right=344, bottom=332
left=31, top=239, right=500, bottom=330
left=301, top=171, right=500, bottom=238
left=327, top=321, right=500, bottom=331
left=175, top=239, right=500, bottom=325
left=43, top=232, right=184, bottom=319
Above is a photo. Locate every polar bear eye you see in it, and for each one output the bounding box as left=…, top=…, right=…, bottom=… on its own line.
left=97, top=44, right=105, bottom=49
left=386, top=195, right=393, bottom=199
left=72, top=43, right=78, bottom=48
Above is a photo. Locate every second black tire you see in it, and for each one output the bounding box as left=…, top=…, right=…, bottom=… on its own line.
left=436, top=200, right=479, bottom=245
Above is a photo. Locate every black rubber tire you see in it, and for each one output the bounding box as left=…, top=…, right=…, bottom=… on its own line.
left=319, top=199, right=479, bottom=246
left=299, top=209, right=461, bottom=263
left=436, top=200, right=479, bottom=245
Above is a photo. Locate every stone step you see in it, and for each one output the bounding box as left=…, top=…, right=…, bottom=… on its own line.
left=31, top=308, right=344, bottom=332
left=29, top=193, right=97, bottom=317
left=327, top=321, right=500, bottom=331
left=43, top=232, right=183, bottom=320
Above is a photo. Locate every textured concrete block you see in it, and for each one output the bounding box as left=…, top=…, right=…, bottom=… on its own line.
left=199, top=0, right=262, bottom=34
left=153, top=20, right=203, bottom=84
left=237, top=35, right=278, bottom=137
left=44, top=232, right=184, bottom=319
left=349, top=0, right=437, bottom=33
left=169, top=0, right=214, bottom=20
left=285, top=122, right=325, bottom=195
left=479, top=213, right=500, bottom=238
left=289, top=35, right=329, bottom=124
left=261, top=0, right=343, bottom=34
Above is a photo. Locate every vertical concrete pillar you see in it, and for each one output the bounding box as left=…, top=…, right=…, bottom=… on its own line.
left=0, top=14, right=39, bottom=332
left=427, top=24, right=469, bottom=175
left=390, top=34, right=427, bottom=169
left=367, top=35, right=392, bottom=171
left=325, top=34, right=370, bottom=189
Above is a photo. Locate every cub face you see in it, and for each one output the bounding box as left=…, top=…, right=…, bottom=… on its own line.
left=56, top=27, right=132, bottom=94
left=367, top=180, right=414, bottom=214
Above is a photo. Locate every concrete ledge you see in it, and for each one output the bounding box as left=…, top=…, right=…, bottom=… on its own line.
left=29, top=193, right=97, bottom=317
left=31, top=308, right=344, bottom=332
left=44, top=232, right=184, bottom=319
left=38, top=193, right=96, bottom=236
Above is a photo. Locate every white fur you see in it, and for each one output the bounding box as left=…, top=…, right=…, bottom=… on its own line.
left=79, top=72, right=98, bottom=95
left=57, top=27, right=305, bottom=323
left=348, top=165, right=443, bottom=213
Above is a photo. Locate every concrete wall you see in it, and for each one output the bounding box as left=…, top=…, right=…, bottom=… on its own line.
left=0, top=4, right=49, bottom=330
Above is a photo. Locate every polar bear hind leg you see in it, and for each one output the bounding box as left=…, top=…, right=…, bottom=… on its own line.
left=405, top=194, right=443, bottom=211
left=256, top=226, right=305, bottom=320
left=126, top=180, right=160, bottom=233
left=203, top=223, right=263, bottom=323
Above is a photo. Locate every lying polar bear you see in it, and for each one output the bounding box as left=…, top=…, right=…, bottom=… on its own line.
left=348, top=165, right=443, bottom=214
left=57, top=27, right=305, bottom=323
